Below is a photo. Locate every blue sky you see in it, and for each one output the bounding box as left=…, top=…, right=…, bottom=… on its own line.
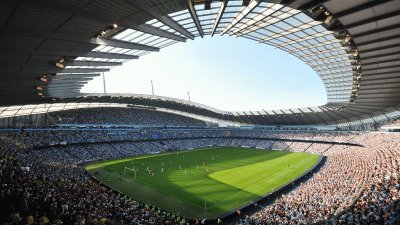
left=82, top=36, right=326, bottom=111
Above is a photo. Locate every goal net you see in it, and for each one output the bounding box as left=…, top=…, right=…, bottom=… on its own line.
left=124, top=167, right=136, bottom=176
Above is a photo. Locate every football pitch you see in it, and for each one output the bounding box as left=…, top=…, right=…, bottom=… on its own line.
left=86, top=147, right=320, bottom=219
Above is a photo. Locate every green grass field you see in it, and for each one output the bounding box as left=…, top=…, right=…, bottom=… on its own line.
left=86, top=147, right=320, bottom=219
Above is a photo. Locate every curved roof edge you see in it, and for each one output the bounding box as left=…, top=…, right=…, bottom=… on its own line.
left=1, top=93, right=399, bottom=128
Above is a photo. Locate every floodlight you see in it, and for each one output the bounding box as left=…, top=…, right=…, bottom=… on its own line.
left=324, top=15, right=333, bottom=25
left=55, top=62, right=65, bottom=69
left=334, top=31, right=348, bottom=39
left=40, top=75, right=48, bottom=83
left=346, top=47, right=358, bottom=55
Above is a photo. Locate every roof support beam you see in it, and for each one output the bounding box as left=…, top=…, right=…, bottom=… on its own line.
left=262, top=115, right=275, bottom=125
left=51, top=77, right=93, bottom=82
left=339, top=10, right=400, bottom=31
left=361, top=51, right=400, bottom=61
left=310, top=107, right=330, bottom=124
left=0, top=49, right=138, bottom=59
left=51, top=76, right=97, bottom=80
left=360, top=43, right=400, bottom=54
left=356, top=95, right=400, bottom=100
left=187, top=0, right=204, bottom=38
left=347, top=105, right=388, bottom=111
left=55, top=74, right=101, bottom=77
left=49, top=80, right=88, bottom=84
left=0, top=60, right=121, bottom=67
left=321, top=108, right=347, bottom=123
left=346, top=106, right=380, bottom=114
left=47, top=85, right=84, bottom=90
left=354, top=102, right=395, bottom=107
left=363, top=70, right=400, bottom=77
left=342, top=108, right=366, bottom=116
left=132, top=24, right=186, bottom=42
left=10, top=68, right=109, bottom=75
left=332, top=0, right=393, bottom=19
left=253, top=112, right=267, bottom=125
left=84, top=52, right=138, bottom=59
left=337, top=108, right=363, bottom=118
left=125, top=0, right=194, bottom=39
left=49, top=78, right=93, bottom=86
left=234, top=4, right=287, bottom=36
left=250, top=112, right=264, bottom=124
left=221, top=0, right=261, bottom=35
left=297, top=108, right=317, bottom=124
left=46, top=87, right=83, bottom=91
left=237, top=113, right=253, bottom=124
left=49, top=81, right=88, bottom=86
left=355, top=34, right=400, bottom=47
left=271, top=111, right=285, bottom=125
left=0, top=74, right=100, bottom=82
left=261, top=110, right=279, bottom=124
left=0, top=28, right=160, bottom=52
left=65, top=61, right=122, bottom=67
left=279, top=110, right=297, bottom=124
left=211, top=0, right=228, bottom=36
left=55, top=68, right=110, bottom=74
left=361, top=74, right=400, bottom=82
left=92, top=37, right=159, bottom=52
left=362, top=65, right=400, bottom=72
left=357, top=86, right=400, bottom=94
left=352, top=23, right=400, bottom=39
left=288, top=109, right=307, bottom=124
left=362, top=58, right=400, bottom=66
left=355, top=98, right=400, bottom=103
left=15, top=0, right=186, bottom=42
left=46, top=85, right=84, bottom=90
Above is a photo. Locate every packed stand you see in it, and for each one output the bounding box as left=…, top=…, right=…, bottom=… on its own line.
left=331, top=133, right=400, bottom=225
left=1, top=140, right=193, bottom=225
left=0, top=128, right=373, bottom=225
left=51, top=107, right=207, bottom=127
left=241, top=144, right=374, bottom=224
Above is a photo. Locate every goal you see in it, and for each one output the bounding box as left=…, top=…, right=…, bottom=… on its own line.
left=124, top=167, right=137, bottom=179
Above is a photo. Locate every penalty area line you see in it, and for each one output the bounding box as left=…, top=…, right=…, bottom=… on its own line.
left=121, top=172, right=207, bottom=211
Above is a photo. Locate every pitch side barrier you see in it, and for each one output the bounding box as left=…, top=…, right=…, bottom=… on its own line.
left=32, top=136, right=362, bottom=150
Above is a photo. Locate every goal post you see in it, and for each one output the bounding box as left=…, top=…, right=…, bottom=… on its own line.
left=124, top=167, right=137, bottom=179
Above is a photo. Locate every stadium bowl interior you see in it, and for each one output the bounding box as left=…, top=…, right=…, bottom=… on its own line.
left=0, top=0, right=400, bottom=225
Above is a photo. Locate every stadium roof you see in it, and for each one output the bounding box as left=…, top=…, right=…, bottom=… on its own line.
left=1, top=0, right=400, bottom=126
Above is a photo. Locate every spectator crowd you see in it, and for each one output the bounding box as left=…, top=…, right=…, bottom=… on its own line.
left=0, top=127, right=399, bottom=225
left=50, top=107, right=207, bottom=127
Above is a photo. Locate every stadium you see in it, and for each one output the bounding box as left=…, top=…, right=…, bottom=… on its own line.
left=1, top=0, right=400, bottom=224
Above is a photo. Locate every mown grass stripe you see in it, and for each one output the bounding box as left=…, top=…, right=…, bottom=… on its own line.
left=86, top=147, right=319, bottom=218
